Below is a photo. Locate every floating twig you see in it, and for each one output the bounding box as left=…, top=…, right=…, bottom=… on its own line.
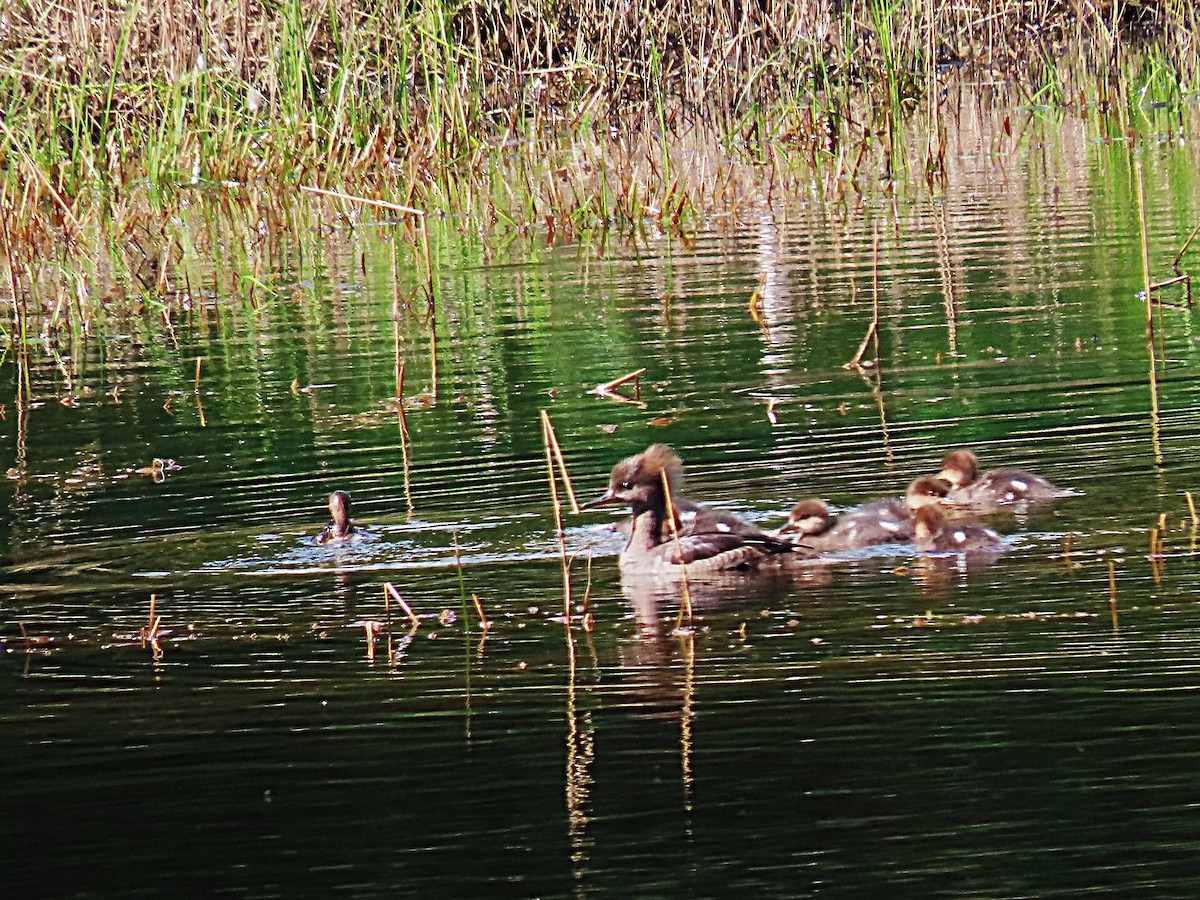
left=589, top=368, right=648, bottom=407
left=593, top=368, right=646, bottom=392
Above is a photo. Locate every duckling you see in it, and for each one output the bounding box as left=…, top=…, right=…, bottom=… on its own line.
left=316, top=490, right=356, bottom=544
left=775, top=477, right=951, bottom=552
left=582, top=444, right=797, bottom=575
left=912, top=504, right=1007, bottom=555
left=936, top=448, right=1072, bottom=509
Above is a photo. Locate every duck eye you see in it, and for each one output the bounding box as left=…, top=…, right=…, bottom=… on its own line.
left=620, top=481, right=632, bottom=490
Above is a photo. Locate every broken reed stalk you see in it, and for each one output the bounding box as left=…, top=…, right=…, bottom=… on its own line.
left=845, top=221, right=881, bottom=369
left=593, top=368, right=646, bottom=395
left=1063, top=531, right=1074, bottom=564
left=395, top=359, right=415, bottom=516
left=451, top=530, right=475, bottom=635
left=383, top=582, right=420, bottom=628
left=540, top=411, right=574, bottom=619
left=1145, top=274, right=1189, bottom=296
left=139, top=593, right=162, bottom=645
left=1173, top=218, right=1200, bottom=274
left=299, top=184, right=425, bottom=217
left=659, top=469, right=694, bottom=630
left=845, top=306, right=879, bottom=369
left=1186, top=490, right=1199, bottom=528
left=540, top=410, right=580, bottom=513
left=194, top=357, right=203, bottom=393
left=581, top=555, right=593, bottom=613
left=471, top=593, right=490, bottom=630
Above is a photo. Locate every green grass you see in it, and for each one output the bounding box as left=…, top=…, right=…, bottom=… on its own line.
left=0, top=0, right=1199, bottom=346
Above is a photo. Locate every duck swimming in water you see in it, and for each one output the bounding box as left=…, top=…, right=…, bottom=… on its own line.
left=316, top=490, right=356, bottom=544
left=935, top=448, right=1072, bottom=509
left=911, top=504, right=1007, bottom=555
left=582, top=444, right=798, bottom=575
left=775, top=476, right=951, bottom=552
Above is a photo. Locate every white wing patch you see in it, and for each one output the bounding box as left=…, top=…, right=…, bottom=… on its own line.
left=880, top=520, right=901, bottom=533
left=681, top=510, right=697, bottom=522
left=953, top=530, right=968, bottom=544
left=1010, top=478, right=1028, bottom=491
left=716, top=522, right=731, bottom=533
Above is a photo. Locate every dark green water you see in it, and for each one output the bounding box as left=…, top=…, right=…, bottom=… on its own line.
left=6, top=137, right=1200, bottom=897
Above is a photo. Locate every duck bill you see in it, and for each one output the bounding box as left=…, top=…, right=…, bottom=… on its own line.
left=580, top=489, right=618, bottom=510
left=934, top=469, right=958, bottom=489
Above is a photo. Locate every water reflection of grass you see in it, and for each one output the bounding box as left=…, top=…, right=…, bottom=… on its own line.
left=2, top=2, right=1199, bottom=323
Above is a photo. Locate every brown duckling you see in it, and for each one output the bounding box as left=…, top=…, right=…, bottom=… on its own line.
left=316, top=490, right=356, bottom=544
left=936, top=448, right=1073, bottom=509
left=775, top=477, right=951, bottom=552
left=912, top=504, right=1007, bottom=555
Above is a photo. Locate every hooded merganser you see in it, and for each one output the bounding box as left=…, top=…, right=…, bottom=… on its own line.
left=912, top=504, right=1006, bottom=554
left=775, top=477, right=951, bottom=552
left=582, top=444, right=797, bottom=575
left=316, top=490, right=356, bottom=544
left=936, top=449, right=1071, bottom=508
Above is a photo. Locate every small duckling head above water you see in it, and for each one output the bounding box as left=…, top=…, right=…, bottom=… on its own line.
left=776, top=499, right=836, bottom=538
left=936, top=447, right=1069, bottom=506
left=904, top=475, right=952, bottom=509
left=316, top=490, right=355, bottom=544
left=912, top=504, right=1006, bottom=554
left=935, top=449, right=981, bottom=490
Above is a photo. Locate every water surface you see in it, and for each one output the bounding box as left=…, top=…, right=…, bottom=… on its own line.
left=5, top=129, right=1200, bottom=896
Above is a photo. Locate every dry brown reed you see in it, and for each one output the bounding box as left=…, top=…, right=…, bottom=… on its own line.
left=383, top=582, right=420, bottom=628
left=540, top=410, right=574, bottom=621
left=658, top=470, right=694, bottom=630
left=2, top=3, right=1192, bottom=252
